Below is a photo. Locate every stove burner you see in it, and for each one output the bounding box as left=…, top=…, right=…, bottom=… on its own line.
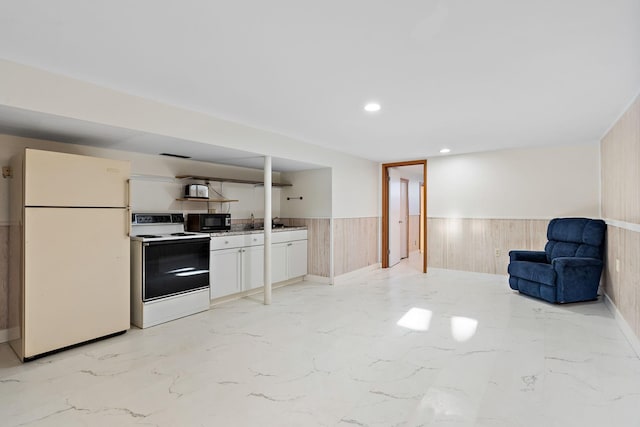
left=136, top=234, right=161, bottom=238
left=170, top=232, right=196, bottom=236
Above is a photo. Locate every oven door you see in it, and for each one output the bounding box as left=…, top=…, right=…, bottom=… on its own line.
left=143, top=238, right=210, bottom=301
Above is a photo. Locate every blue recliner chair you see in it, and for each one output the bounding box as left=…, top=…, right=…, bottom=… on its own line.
left=508, top=218, right=606, bottom=303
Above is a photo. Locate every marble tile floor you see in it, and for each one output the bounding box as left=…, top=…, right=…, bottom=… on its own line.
left=1, top=261, right=640, bottom=427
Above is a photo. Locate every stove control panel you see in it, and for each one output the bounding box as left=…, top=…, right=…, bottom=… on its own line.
left=131, top=213, right=185, bottom=224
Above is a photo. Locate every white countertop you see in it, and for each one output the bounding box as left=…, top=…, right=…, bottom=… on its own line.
left=209, top=226, right=307, bottom=237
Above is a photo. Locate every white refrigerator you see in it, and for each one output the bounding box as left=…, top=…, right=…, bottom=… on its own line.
left=9, top=148, right=131, bottom=361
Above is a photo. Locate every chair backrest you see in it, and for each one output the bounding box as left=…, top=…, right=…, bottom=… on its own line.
left=544, top=218, right=606, bottom=262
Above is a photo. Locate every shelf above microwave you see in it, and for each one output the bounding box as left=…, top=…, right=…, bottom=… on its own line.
left=177, top=198, right=239, bottom=203
left=175, top=175, right=292, bottom=187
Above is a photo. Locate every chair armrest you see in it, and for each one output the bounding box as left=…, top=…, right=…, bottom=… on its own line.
left=552, top=257, right=603, bottom=269
left=552, top=257, right=604, bottom=303
left=509, top=250, right=547, bottom=263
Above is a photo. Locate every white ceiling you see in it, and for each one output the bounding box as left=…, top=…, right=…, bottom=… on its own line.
left=0, top=0, right=639, bottom=163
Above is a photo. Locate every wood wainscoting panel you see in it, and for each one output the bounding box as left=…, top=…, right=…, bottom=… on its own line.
left=604, top=225, right=640, bottom=338
left=601, top=94, right=640, bottom=343
left=623, top=228, right=640, bottom=339
left=408, top=215, right=420, bottom=252
left=427, top=218, right=549, bottom=275
left=604, top=225, right=621, bottom=308
left=601, top=95, right=640, bottom=223
left=282, top=218, right=331, bottom=278
left=427, top=217, right=446, bottom=268
left=333, top=217, right=379, bottom=277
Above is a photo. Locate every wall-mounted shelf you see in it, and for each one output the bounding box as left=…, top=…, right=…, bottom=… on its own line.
left=176, top=175, right=292, bottom=187
left=177, top=198, right=239, bottom=203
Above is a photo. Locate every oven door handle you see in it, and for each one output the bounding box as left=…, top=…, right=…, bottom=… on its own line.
left=144, top=238, right=211, bottom=247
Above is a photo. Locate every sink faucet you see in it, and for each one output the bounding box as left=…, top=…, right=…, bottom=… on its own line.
left=250, top=213, right=255, bottom=229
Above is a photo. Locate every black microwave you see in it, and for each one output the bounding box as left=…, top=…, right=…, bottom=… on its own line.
left=186, top=213, right=231, bottom=232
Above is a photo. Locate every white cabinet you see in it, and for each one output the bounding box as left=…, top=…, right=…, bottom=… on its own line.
left=209, top=246, right=264, bottom=299
left=271, top=243, right=288, bottom=283
left=287, top=239, right=308, bottom=279
left=243, top=245, right=264, bottom=291
left=272, top=236, right=308, bottom=282
left=210, top=247, right=242, bottom=299
left=210, top=236, right=264, bottom=300
left=210, top=230, right=307, bottom=300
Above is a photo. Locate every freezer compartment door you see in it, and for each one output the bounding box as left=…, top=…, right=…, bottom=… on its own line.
left=23, top=208, right=130, bottom=358
left=24, top=148, right=130, bottom=208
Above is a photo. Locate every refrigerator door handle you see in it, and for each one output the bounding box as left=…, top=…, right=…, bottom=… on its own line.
left=126, top=179, right=131, bottom=208
left=126, top=179, right=131, bottom=237
left=126, top=208, right=132, bottom=237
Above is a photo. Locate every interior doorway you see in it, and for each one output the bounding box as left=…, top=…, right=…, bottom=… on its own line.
left=382, top=160, right=427, bottom=273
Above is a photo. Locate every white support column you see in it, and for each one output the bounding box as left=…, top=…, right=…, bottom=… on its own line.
left=263, top=156, right=272, bottom=305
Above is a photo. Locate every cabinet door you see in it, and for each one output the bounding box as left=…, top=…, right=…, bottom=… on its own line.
left=287, top=240, right=308, bottom=279
left=242, top=245, right=264, bottom=291
left=271, top=243, right=288, bottom=284
left=210, top=248, right=241, bottom=299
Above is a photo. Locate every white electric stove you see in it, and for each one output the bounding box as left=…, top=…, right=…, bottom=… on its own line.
left=130, top=213, right=211, bottom=328
left=130, top=212, right=211, bottom=242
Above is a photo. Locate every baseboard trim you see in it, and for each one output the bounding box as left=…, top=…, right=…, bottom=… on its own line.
left=604, top=293, right=640, bottom=359
left=333, top=263, right=381, bottom=285
left=209, top=278, right=303, bottom=306
left=304, top=274, right=332, bottom=284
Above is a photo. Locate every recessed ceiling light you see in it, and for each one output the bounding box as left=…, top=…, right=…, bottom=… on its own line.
left=439, top=148, right=451, bottom=154
left=364, top=102, right=381, bottom=112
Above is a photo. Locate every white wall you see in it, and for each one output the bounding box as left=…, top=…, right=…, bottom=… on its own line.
left=0, top=134, right=282, bottom=222
left=427, top=143, right=601, bottom=219
left=331, top=159, right=378, bottom=218
left=403, top=172, right=422, bottom=216
left=280, top=168, right=331, bottom=218
left=0, top=60, right=379, bottom=220
left=408, top=180, right=420, bottom=215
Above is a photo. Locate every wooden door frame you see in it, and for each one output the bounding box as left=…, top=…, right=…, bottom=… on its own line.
left=400, top=178, right=409, bottom=258
left=419, top=183, right=425, bottom=253
left=382, top=160, right=427, bottom=273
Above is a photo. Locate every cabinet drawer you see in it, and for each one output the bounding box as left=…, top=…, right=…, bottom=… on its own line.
left=287, top=230, right=308, bottom=242
left=210, top=235, right=246, bottom=250
left=210, top=233, right=264, bottom=250
left=272, top=231, right=291, bottom=244
left=243, top=233, right=264, bottom=247
left=272, top=230, right=308, bottom=243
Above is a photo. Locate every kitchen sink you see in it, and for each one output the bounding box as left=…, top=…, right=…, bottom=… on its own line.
left=248, top=224, right=292, bottom=231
